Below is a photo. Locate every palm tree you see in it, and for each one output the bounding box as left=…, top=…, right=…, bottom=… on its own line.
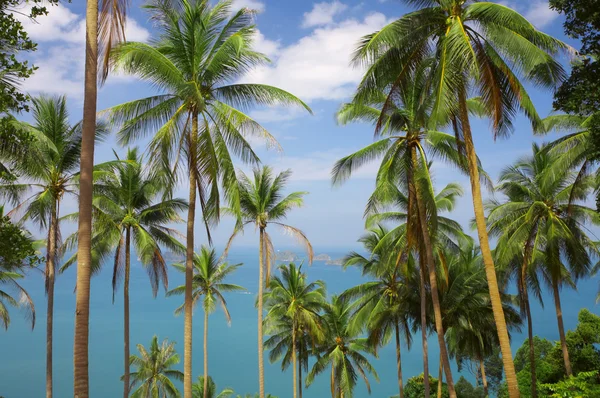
left=332, top=65, right=485, bottom=396
left=0, top=95, right=106, bottom=398
left=76, top=0, right=129, bottom=394
left=168, top=246, right=245, bottom=398
left=0, top=263, right=35, bottom=331
left=264, top=263, right=326, bottom=398
left=127, top=335, right=184, bottom=398
left=63, top=147, right=187, bottom=397
left=224, top=166, right=313, bottom=396
left=192, top=376, right=234, bottom=398
left=353, top=3, right=569, bottom=395
left=443, top=244, right=522, bottom=398
left=106, top=2, right=310, bottom=395
left=306, top=296, right=379, bottom=398
left=487, top=143, right=600, bottom=384
left=340, top=226, right=413, bottom=398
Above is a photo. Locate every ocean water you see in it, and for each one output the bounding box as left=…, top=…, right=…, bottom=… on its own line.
left=0, top=247, right=598, bottom=398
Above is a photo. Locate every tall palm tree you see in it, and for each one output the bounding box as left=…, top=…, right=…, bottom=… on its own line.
left=264, top=263, right=326, bottom=398
left=126, top=335, right=184, bottom=398
left=76, top=0, right=129, bottom=394
left=306, top=295, right=379, bottom=398
left=224, top=166, right=313, bottom=396
left=192, top=376, right=234, bottom=398
left=340, top=226, right=413, bottom=398
left=353, top=3, right=569, bottom=395
left=63, top=147, right=187, bottom=397
left=168, top=246, right=245, bottom=398
left=106, top=2, right=310, bottom=395
left=332, top=66, right=485, bottom=396
left=487, top=143, right=600, bottom=384
left=0, top=95, right=106, bottom=398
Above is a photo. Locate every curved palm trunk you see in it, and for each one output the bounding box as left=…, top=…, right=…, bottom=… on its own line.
left=292, top=319, right=298, bottom=398
left=395, top=323, right=404, bottom=398
left=123, top=228, right=131, bottom=398
left=437, top=356, right=443, bottom=398
left=330, top=363, right=335, bottom=398
left=46, top=199, right=58, bottom=398
left=458, top=93, right=519, bottom=398
left=184, top=114, right=198, bottom=398
left=258, top=227, right=266, bottom=398
left=411, top=147, right=455, bottom=397
left=203, top=308, right=209, bottom=398
left=552, top=281, right=572, bottom=376
left=419, top=257, right=430, bottom=398
left=74, top=1, right=99, bottom=395
left=480, top=360, right=489, bottom=397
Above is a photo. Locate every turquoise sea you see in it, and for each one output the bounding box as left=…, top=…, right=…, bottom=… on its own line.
left=1, top=247, right=598, bottom=398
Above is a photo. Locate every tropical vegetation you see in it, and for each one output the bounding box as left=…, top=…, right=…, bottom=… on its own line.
left=0, top=1, right=599, bottom=398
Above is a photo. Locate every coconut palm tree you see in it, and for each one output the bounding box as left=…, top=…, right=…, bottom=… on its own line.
left=192, top=376, right=234, bottom=398
left=264, top=263, right=326, bottom=398
left=0, top=95, right=108, bottom=398
left=106, top=2, right=310, bottom=395
left=76, top=0, right=129, bottom=393
left=224, top=166, right=313, bottom=396
left=306, top=296, right=379, bottom=398
left=353, top=3, right=569, bottom=395
left=487, top=143, right=600, bottom=385
left=340, top=226, right=413, bottom=398
left=62, top=147, right=187, bottom=397
left=168, top=246, right=245, bottom=398
left=332, top=65, right=487, bottom=396
left=127, top=335, right=184, bottom=398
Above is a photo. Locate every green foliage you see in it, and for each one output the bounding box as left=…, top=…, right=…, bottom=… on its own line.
left=404, top=374, right=448, bottom=398
left=0, top=206, right=40, bottom=269
left=192, top=376, right=234, bottom=398
left=540, top=371, right=600, bottom=398
left=484, top=347, right=505, bottom=395
left=455, top=376, right=485, bottom=398
left=0, top=0, right=62, bottom=113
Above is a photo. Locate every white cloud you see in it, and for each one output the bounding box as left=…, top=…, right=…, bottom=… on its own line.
left=253, top=30, right=280, bottom=58
left=14, top=4, right=150, bottom=98
left=249, top=107, right=306, bottom=123
left=501, top=0, right=558, bottom=29
left=242, top=13, right=391, bottom=102
left=232, top=0, right=266, bottom=12
left=302, top=1, right=348, bottom=28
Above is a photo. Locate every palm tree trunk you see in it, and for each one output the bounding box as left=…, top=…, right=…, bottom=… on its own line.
left=395, top=323, right=404, bottom=398
left=292, top=319, right=298, bottom=398
left=46, top=199, right=58, bottom=398
left=203, top=308, right=209, bottom=398
left=258, top=227, right=266, bottom=398
left=480, top=360, right=489, bottom=397
left=419, top=257, right=430, bottom=398
left=74, top=1, right=98, bottom=395
left=520, top=239, right=537, bottom=398
left=123, top=228, right=131, bottom=398
left=330, top=364, right=335, bottom=398
left=298, top=348, right=303, bottom=398
left=410, top=147, right=455, bottom=397
left=437, top=356, right=443, bottom=398
left=552, top=281, right=572, bottom=376
left=184, top=114, right=198, bottom=398
left=458, top=92, right=519, bottom=398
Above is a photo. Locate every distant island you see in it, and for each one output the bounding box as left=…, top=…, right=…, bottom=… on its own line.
left=314, top=253, right=331, bottom=261
left=314, top=253, right=344, bottom=266
left=325, top=258, right=344, bottom=266
left=275, top=251, right=300, bottom=262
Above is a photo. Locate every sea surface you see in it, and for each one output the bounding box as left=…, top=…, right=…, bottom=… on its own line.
left=1, top=247, right=598, bottom=398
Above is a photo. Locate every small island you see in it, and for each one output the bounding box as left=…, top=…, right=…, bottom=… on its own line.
left=314, top=253, right=332, bottom=261
left=275, top=250, right=300, bottom=262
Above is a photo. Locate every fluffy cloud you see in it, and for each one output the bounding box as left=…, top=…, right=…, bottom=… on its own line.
left=501, top=0, right=559, bottom=29
left=232, top=0, right=266, bottom=12
left=302, top=1, right=348, bottom=28
left=15, top=4, right=150, bottom=98
left=243, top=13, right=390, bottom=102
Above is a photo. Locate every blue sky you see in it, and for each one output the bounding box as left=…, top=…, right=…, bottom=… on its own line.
left=14, top=0, right=585, bottom=249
